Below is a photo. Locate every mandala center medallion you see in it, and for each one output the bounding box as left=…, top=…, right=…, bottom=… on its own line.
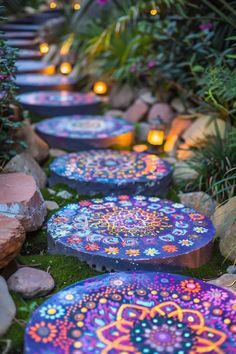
left=131, top=315, right=196, bottom=354
left=68, top=119, right=106, bottom=132
left=90, top=207, right=172, bottom=237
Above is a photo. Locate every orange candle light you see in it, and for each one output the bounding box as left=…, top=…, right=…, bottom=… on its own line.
left=150, top=8, right=158, bottom=16
left=147, top=117, right=165, bottom=147
left=60, top=62, right=72, bottom=75
left=93, top=81, right=108, bottom=95
left=39, top=42, right=49, bottom=54
left=50, top=1, right=57, bottom=9
left=133, top=144, right=149, bottom=153
left=73, top=2, right=81, bottom=10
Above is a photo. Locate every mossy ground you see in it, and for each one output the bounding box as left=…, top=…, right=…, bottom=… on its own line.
left=0, top=161, right=230, bottom=354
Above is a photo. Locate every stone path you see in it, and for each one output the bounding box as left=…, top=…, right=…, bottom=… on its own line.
left=1, top=12, right=235, bottom=350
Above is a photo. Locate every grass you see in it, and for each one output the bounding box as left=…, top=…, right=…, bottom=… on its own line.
left=0, top=159, right=231, bottom=354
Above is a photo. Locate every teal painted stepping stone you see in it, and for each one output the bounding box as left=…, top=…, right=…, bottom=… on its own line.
left=47, top=196, right=214, bottom=271
left=24, top=271, right=236, bottom=354
left=17, top=91, right=101, bottom=116
left=15, top=74, right=77, bottom=92
left=35, top=115, right=134, bottom=150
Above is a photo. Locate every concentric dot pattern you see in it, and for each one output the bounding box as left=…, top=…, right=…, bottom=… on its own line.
left=25, top=272, right=236, bottom=354
left=17, top=91, right=100, bottom=106
left=49, top=150, right=171, bottom=183
left=36, top=115, right=133, bottom=139
left=47, top=196, right=215, bottom=261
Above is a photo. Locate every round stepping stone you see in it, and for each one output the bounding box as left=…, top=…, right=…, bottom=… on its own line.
left=36, top=115, right=134, bottom=150
left=6, top=39, right=35, bottom=49
left=47, top=195, right=214, bottom=270
left=49, top=150, right=172, bottom=196
left=0, top=24, right=39, bottom=31
left=17, top=91, right=102, bottom=116
left=15, top=74, right=77, bottom=93
left=1, top=31, right=36, bottom=39
left=15, top=60, right=54, bottom=74
left=25, top=271, right=236, bottom=354
left=18, top=49, right=42, bottom=60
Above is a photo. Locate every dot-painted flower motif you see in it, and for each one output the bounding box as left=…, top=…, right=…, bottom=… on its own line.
left=40, top=305, right=65, bottom=320
left=79, top=200, right=92, bottom=206
left=104, top=247, right=119, bottom=255
left=180, top=280, right=201, bottom=294
left=194, top=227, right=208, bottom=233
left=29, top=321, right=57, bottom=343
left=126, top=249, right=140, bottom=257
left=85, top=243, right=100, bottom=251
left=162, top=245, right=178, bottom=253
left=202, top=288, right=228, bottom=306
left=144, top=248, right=160, bottom=257
left=178, top=239, right=194, bottom=247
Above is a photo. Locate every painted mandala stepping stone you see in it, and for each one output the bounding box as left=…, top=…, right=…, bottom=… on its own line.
left=0, top=24, right=39, bottom=31
left=17, top=91, right=101, bottom=116
left=15, top=60, right=54, bottom=75
left=35, top=115, right=134, bottom=150
left=49, top=150, right=172, bottom=196
left=1, top=31, right=36, bottom=39
left=6, top=39, right=35, bottom=49
left=18, top=49, right=42, bottom=60
left=15, top=74, right=78, bottom=93
left=47, top=196, right=214, bottom=270
left=25, top=271, right=236, bottom=354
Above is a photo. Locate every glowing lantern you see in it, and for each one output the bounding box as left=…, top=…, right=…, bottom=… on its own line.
left=50, top=1, right=57, bottom=9
left=93, top=81, right=108, bottom=95
left=60, top=62, right=72, bottom=75
left=133, top=144, right=148, bottom=153
left=39, top=42, right=49, bottom=54
left=147, top=117, right=165, bottom=147
left=73, top=2, right=81, bottom=10
left=150, top=8, right=158, bottom=16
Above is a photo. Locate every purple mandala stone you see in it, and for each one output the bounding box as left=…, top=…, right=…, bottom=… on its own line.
left=17, top=91, right=101, bottom=116
left=15, top=74, right=78, bottom=93
left=48, top=150, right=172, bottom=197
left=1, top=31, right=36, bottom=39
left=0, top=24, right=40, bottom=31
left=15, top=61, right=55, bottom=75
left=18, top=49, right=42, bottom=60
left=35, top=115, right=134, bottom=150
left=47, top=196, right=214, bottom=270
left=24, top=271, right=236, bottom=354
left=6, top=39, right=35, bottom=49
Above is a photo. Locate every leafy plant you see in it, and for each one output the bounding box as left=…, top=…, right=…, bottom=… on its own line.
left=183, top=124, right=236, bottom=203
left=0, top=38, right=26, bottom=164
left=199, top=65, right=236, bottom=123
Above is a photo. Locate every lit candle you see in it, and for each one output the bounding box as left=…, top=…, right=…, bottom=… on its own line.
left=93, top=81, right=108, bottom=95
left=133, top=144, right=149, bottom=153
left=50, top=1, right=57, bottom=9
left=150, top=8, right=158, bottom=16
left=147, top=117, right=165, bottom=147
left=73, top=2, right=81, bottom=10
left=39, top=42, right=49, bottom=54
left=60, top=62, right=72, bottom=75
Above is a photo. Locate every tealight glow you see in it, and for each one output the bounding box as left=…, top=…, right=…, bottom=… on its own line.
left=39, top=42, right=49, bottom=54
left=93, top=81, right=108, bottom=95
left=60, top=62, right=72, bottom=75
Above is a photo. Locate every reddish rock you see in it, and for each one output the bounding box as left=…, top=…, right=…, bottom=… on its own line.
left=4, top=152, right=46, bottom=189
left=124, top=99, right=148, bottom=122
left=7, top=267, right=55, bottom=298
left=16, top=123, right=49, bottom=163
left=0, top=173, right=47, bottom=232
left=0, top=215, right=25, bottom=269
left=148, top=103, right=173, bottom=124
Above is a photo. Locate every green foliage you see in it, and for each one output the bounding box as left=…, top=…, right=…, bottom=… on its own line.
left=199, top=65, right=236, bottom=122
left=0, top=39, right=26, bottom=164
left=183, top=124, right=236, bottom=203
